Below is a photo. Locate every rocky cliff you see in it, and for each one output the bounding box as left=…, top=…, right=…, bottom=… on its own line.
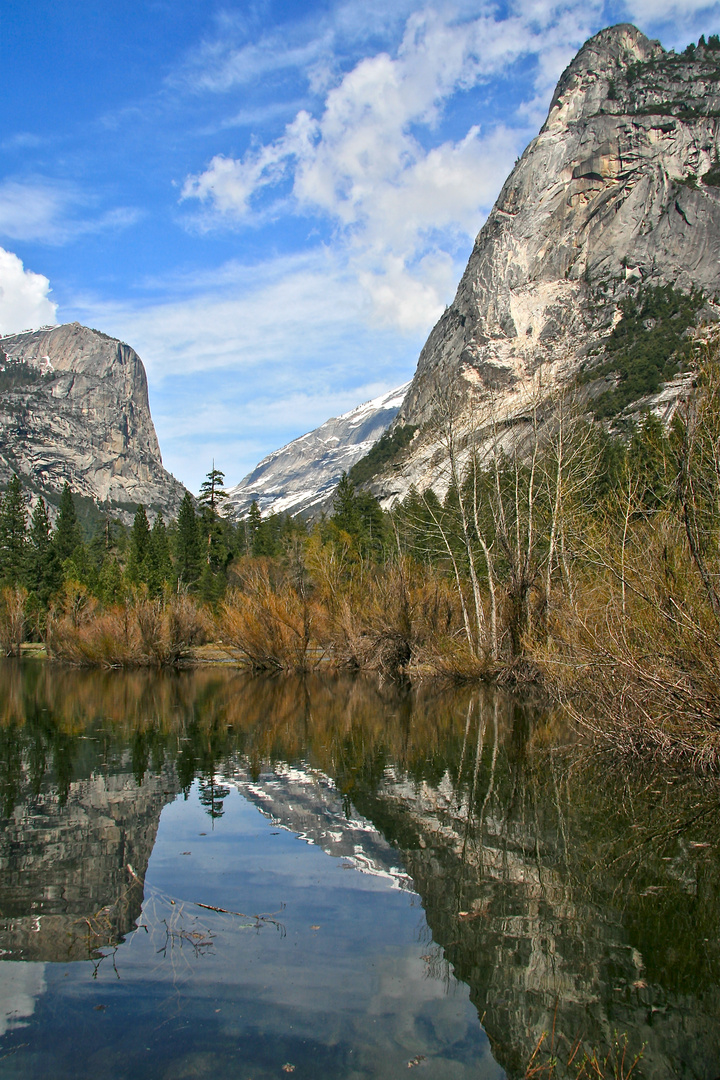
left=370, top=24, right=720, bottom=505
left=226, top=382, right=408, bottom=518
left=0, top=322, right=187, bottom=520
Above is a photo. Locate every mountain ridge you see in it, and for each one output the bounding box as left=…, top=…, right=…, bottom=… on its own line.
left=228, top=24, right=720, bottom=517
left=226, top=381, right=409, bottom=519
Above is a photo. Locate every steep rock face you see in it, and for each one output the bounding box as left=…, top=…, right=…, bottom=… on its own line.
left=375, top=25, right=720, bottom=504
left=227, top=382, right=409, bottom=518
left=0, top=322, right=186, bottom=518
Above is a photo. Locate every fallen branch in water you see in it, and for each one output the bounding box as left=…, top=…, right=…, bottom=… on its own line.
left=127, top=864, right=286, bottom=934
left=194, top=901, right=285, bottom=932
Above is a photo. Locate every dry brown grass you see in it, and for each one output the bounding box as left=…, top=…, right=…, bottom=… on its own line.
left=47, top=590, right=208, bottom=668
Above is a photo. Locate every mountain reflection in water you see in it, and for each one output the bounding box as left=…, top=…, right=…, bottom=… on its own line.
left=0, top=660, right=719, bottom=1079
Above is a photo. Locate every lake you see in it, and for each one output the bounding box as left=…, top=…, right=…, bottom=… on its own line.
left=0, top=661, right=719, bottom=1079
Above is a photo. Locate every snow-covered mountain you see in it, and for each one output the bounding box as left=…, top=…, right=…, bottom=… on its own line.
left=226, top=382, right=409, bottom=519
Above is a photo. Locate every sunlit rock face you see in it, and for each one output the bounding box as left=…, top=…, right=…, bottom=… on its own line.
left=373, top=24, right=720, bottom=505
left=0, top=322, right=187, bottom=520
left=0, top=766, right=179, bottom=963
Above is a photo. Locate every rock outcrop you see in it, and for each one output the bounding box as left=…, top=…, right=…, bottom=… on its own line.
left=0, top=322, right=187, bottom=519
left=226, top=382, right=408, bottom=518
left=371, top=24, right=720, bottom=505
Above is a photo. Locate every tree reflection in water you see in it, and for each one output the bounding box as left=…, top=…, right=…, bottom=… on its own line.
left=1, top=659, right=719, bottom=1078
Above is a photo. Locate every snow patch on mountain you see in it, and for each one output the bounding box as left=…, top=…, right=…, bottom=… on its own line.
left=226, top=382, right=410, bottom=519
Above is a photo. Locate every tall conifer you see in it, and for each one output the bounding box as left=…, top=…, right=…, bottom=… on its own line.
left=175, top=493, right=202, bottom=587
left=127, top=505, right=151, bottom=585
left=54, top=483, right=81, bottom=562
left=198, top=465, right=228, bottom=512
left=0, top=475, right=27, bottom=586
left=147, top=512, right=172, bottom=594
left=27, top=498, right=62, bottom=604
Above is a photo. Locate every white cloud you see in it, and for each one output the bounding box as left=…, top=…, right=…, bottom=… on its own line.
left=180, top=5, right=610, bottom=330
left=170, top=0, right=422, bottom=97
left=0, top=247, right=57, bottom=335
left=0, top=180, right=72, bottom=243
left=624, top=0, right=719, bottom=21
left=206, top=99, right=309, bottom=133
left=176, top=35, right=329, bottom=95
left=0, top=132, right=45, bottom=151
left=0, top=179, right=141, bottom=245
left=70, top=251, right=394, bottom=381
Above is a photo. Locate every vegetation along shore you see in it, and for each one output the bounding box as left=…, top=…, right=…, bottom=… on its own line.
left=2, top=327, right=720, bottom=770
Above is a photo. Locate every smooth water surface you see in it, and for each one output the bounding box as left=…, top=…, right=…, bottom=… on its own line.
left=0, top=662, right=719, bottom=1079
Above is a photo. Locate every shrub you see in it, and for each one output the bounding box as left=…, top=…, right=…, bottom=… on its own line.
left=0, top=586, right=27, bottom=656
left=220, top=563, right=316, bottom=672
left=46, top=592, right=207, bottom=668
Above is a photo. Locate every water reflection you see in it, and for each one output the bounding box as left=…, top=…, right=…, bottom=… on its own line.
left=1, top=660, right=719, bottom=1078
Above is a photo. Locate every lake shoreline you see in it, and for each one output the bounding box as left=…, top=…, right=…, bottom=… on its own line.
left=15, top=641, right=718, bottom=775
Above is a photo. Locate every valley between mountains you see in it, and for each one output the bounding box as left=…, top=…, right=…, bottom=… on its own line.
left=1, top=24, right=720, bottom=763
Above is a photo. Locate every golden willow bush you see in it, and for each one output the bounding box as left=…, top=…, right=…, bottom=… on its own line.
left=0, top=586, right=27, bottom=656
left=220, top=561, right=315, bottom=672
left=536, top=338, right=720, bottom=766
left=46, top=585, right=208, bottom=668
left=324, top=558, right=476, bottom=678
left=218, top=554, right=472, bottom=677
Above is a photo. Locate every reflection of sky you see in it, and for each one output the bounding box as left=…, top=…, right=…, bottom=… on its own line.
left=0, top=964, right=46, bottom=1037
left=0, top=782, right=503, bottom=1080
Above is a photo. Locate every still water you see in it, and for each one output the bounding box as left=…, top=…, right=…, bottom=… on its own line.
left=0, top=661, right=719, bottom=1079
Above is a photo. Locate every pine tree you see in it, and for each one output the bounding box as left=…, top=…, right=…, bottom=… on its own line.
left=331, top=473, right=361, bottom=536
left=328, top=473, right=386, bottom=558
left=147, top=512, right=173, bottom=595
left=26, top=498, right=62, bottom=605
left=98, top=556, right=124, bottom=606
left=127, top=504, right=151, bottom=585
left=198, top=466, right=231, bottom=592
left=0, top=475, right=28, bottom=586
left=175, top=492, right=202, bottom=587
left=198, top=464, right=228, bottom=513
left=247, top=501, right=263, bottom=556
left=54, top=483, right=81, bottom=562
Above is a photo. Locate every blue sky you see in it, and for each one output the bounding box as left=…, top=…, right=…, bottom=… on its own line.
left=1, top=0, right=719, bottom=493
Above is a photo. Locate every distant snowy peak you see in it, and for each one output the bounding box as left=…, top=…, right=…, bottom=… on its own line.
left=227, top=381, right=410, bottom=519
